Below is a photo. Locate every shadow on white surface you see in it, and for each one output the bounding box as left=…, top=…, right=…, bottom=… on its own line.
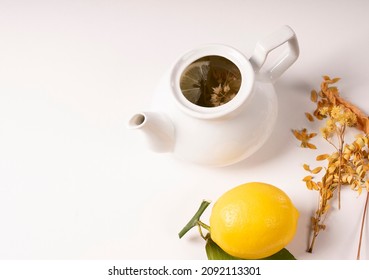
left=227, top=77, right=313, bottom=170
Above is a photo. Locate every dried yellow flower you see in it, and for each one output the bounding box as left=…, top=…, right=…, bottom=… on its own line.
left=319, top=76, right=369, bottom=134
left=330, top=105, right=342, bottom=119
left=319, top=107, right=329, bottom=116
left=294, top=76, right=369, bottom=257
left=343, top=110, right=357, bottom=127
left=325, top=119, right=336, bottom=133
left=320, top=127, right=330, bottom=139
left=292, top=128, right=317, bottom=149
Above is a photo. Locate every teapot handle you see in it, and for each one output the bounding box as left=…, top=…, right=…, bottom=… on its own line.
left=249, top=25, right=299, bottom=82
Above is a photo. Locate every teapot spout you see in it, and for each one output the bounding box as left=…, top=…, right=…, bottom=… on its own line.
left=128, top=112, right=175, bottom=153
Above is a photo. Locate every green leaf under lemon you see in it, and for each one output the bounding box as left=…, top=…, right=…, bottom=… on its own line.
left=205, top=237, right=296, bottom=260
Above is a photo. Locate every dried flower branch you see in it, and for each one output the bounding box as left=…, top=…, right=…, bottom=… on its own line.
left=293, top=76, right=369, bottom=258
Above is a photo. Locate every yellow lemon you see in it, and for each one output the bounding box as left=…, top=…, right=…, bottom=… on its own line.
left=209, top=182, right=299, bottom=259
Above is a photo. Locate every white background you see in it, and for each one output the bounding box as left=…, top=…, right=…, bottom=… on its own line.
left=1, top=0, right=369, bottom=260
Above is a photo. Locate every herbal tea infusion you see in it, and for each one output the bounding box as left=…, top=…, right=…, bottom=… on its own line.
left=180, top=56, right=242, bottom=107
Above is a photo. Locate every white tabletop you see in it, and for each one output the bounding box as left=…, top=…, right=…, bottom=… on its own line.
left=1, top=0, right=369, bottom=260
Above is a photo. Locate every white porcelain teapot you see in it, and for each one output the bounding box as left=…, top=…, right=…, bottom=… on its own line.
left=128, top=25, right=299, bottom=166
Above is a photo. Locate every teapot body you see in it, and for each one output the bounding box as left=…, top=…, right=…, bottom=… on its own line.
left=128, top=26, right=299, bottom=167
left=150, top=71, right=277, bottom=166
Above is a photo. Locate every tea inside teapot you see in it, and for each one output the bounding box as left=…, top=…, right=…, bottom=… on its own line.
left=179, top=56, right=242, bottom=107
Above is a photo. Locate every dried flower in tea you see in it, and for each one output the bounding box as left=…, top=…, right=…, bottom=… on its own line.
left=180, top=56, right=242, bottom=107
